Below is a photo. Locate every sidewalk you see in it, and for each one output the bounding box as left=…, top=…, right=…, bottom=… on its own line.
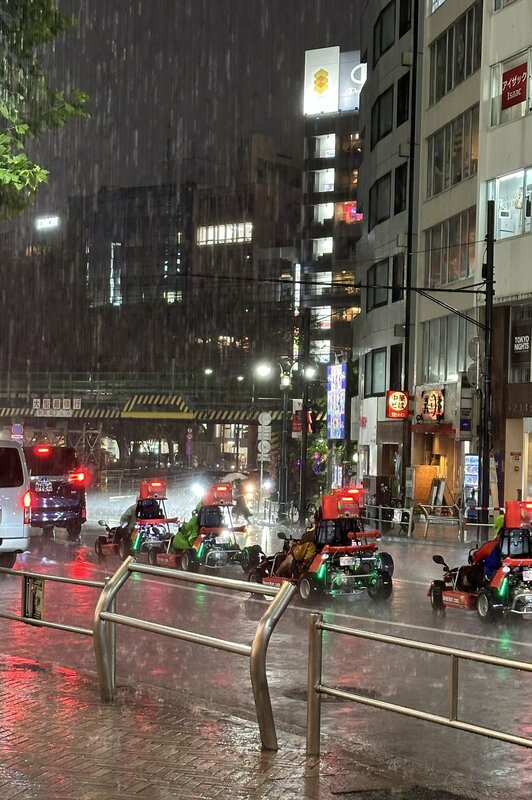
left=0, top=652, right=510, bottom=800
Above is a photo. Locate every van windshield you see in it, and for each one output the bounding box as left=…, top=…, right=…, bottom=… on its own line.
left=23, top=447, right=77, bottom=476
left=0, top=447, right=24, bottom=487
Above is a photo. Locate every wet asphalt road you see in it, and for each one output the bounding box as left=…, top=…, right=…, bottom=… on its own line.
left=1, top=491, right=532, bottom=798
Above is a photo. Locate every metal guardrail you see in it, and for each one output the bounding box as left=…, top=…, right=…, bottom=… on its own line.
left=93, top=557, right=296, bottom=751
left=0, top=566, right=107, bottom=636
left=306, top=612, right=532, bottom=756
left=419, top=504, right=463, bottom=540
left=360, top=505, right=414, bottom=537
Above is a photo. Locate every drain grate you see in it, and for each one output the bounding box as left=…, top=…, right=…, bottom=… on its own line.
left=332, top=788, right=473, bottom=800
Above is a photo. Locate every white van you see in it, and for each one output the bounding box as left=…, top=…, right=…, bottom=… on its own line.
left=0, top=440, right=30, bottom=568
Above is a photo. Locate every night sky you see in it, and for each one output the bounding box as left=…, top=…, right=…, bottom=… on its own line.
left=32, top=0, right=363, bottom=210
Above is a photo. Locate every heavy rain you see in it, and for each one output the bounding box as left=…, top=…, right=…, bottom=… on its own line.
left=1, top=1, right=532, bottom=799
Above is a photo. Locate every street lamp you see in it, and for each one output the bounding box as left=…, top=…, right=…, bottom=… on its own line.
left=255, top=357, right=296, bottom=519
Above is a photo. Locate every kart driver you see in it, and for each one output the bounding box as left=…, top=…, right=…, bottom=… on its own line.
left=459, top=513, right=505, bottom=588
left=276, top=526, right=317, bottom=578
left=120, top=498, right=163, bottom=535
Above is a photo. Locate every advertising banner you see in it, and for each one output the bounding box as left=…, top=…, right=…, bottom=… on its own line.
left=304, top=47, right=340, bottom=115
left=501, top=62, right=528, bottom=110
left=510, top=320, right=532, bottom=368
left=338, top=51, right=366, bottom=112
left=327, top=363, right=346, bottom=440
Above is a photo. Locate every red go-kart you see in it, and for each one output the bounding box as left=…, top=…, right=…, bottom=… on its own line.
left=248, top=488, right=394, bottom=601
left=429, top=524, right=532, bottom=623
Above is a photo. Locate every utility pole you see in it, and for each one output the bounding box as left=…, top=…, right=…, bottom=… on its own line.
left=299, top=307, right=311, bottom=523
left=480, top=200, right=495, bottom=527
left=401, top=0, right=420, bottom=504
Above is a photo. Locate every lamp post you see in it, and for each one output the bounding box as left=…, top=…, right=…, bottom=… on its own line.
left=256, top=359, right=293, bottom=520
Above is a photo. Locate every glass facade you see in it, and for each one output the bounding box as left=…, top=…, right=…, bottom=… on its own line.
left=488, top=168, right=532, bottom=239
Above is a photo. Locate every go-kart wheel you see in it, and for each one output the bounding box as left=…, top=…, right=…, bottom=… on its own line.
left=298, top=576, right=314, bottom=601
left=477, top=589, right=497, bottom=623
left=377, top=551, right=394, bottom=577
left=367, top=569, right=393, bottom=601
left=0, top=552, right=17, bottom=569
left=430, top=580, right=446, bottom=616
left=148, top=548, right=158, bottom=566
left=240, top=544, right=263, bottom=572
left=181, top=549, right=200, bottom=572
left=118, top=537, right=131, bottom=561
left=94, top=537, right=106, bottom=560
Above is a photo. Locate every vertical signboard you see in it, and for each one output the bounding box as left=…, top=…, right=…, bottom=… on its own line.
left=501, top=62, right=528, bottom=110
left=338, top=51, right=367, bottom=112
left=327, top=363, right=346, bottom=440
left=303, top=47, right=340, bottom=115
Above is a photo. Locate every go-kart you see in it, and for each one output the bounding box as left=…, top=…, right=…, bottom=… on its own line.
left=429, top=525, right=532, bottom=622
left=189, top=485, right=263, bottom=570
left=248, top=489, right=394, bottom=601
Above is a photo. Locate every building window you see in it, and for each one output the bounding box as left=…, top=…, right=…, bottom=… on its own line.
left=371, top=85, right=394, bottom=149
left=427, top=105, right=479, bottom=198
left=495, top=0, right=519, bottom=9
left=367, top=259, right=388, bottom=312
left=392, top=253, right=404, bottom=302
left=490, top=50, right=532, bottom=127
left=394, top=163, right=408, bottom=214
left=509, top=304, right=532, bottom=383
left=373, top=1, right=395, bottom=67
left=306, top=133, right=336, bottom=159
left=431, top=0, right=446, bottom=10
left=365, top=348, right=387, bottom=396
left=426, top=207, right=476, bottom=287
left=306, top=169, right=335, bottom=193
left=399, top=0, right=411, bottom=38
left=488, top=168, right=532, bottom=239
left=369, top=172, right=391, bottom=230
left=421, top=313, right=476, bottom=383
left=196, top=222, right=252, bottom=246
left=396, top=73, right=410, bottom=127
left=429, top=2, right=482, bottom=106
left=389, top=343, right=403, bottom=389
left=338, top=168, right=359, bottom=190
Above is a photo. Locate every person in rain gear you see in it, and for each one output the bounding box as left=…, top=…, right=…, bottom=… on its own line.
left=459, top=511, right=505, bottom=588
left=276, top=522, right=318, bottom=578
left=120, top=497, right=163, bottom=536
left=172, top=502, right=202, bottom=551
left=233, top=479, right=252, bottom=522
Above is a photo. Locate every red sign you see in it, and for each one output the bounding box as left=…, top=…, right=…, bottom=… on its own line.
left=386, top=390, right=409, bottom=420
left=501, top=63, right=528, bottom=110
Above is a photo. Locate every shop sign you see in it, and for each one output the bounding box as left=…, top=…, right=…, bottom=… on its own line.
left=501, top=62, right=528, bottom=110
left=511, top=321, right=532, bottom=368
left=386, top=390, right=409, bottom=420
left=420, top=388, right=445, bottom=421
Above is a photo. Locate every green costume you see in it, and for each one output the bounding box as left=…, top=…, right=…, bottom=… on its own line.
left=494, top=513, right=505, bottom=534
left=172, top=503, right=201, bottom=551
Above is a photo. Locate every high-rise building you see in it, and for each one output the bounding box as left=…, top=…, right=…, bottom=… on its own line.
left=300, top=46, right=366, bottom=364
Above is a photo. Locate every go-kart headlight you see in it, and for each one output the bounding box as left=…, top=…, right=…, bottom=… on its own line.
left=321, top=553, right=329, bottom=561
left=354, top=557, right=361, bottom=569
left=502, top=565, right=511, bottom=574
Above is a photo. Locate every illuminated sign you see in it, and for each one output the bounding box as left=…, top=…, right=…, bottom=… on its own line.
left=304, top=48, right=366, bottom=116
left=327, top=363, right=346, bottom=440
left=421, top=389, right=445, bottom=421
left=501, top=62, right=528, bottom=110
left=35, top=215, right=60, bottom=231
left=386, top=390, right=409, bottom=420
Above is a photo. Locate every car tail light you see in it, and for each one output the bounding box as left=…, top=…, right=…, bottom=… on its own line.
left=81, top=507, right=87, bottom=520
left=215, top=485, right=229, bottom=492
left=68, top=471, right=87, bottom=485
left=35, top=446, right=51, bottom=456
left=23, top=491, right=31, bottom=524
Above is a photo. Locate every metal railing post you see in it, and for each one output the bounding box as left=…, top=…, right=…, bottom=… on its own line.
left=249, top=580, right=297, bottom=751
left=306, top=612, right=323, bottom=757
left=449, top=654, right=459, bottom=722
left=93, top=558, right=132, bottom=701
